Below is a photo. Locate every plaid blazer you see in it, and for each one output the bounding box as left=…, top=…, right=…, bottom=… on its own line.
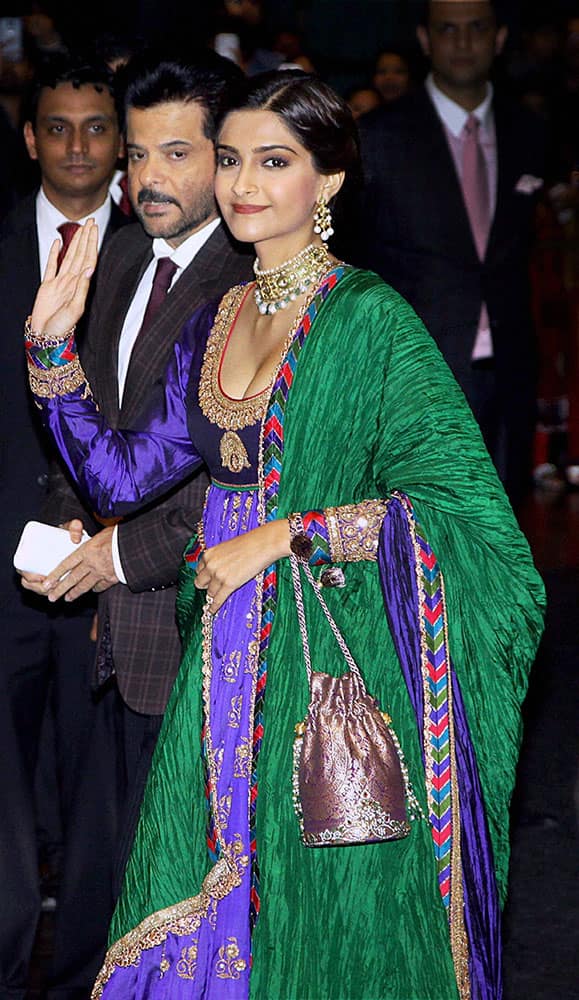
left=43, top=222, right=253, bottom=714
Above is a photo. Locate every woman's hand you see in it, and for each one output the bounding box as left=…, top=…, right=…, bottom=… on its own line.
left=29, top=219, right=98, bottom=339
left=195, top=519, right=290, bottom=613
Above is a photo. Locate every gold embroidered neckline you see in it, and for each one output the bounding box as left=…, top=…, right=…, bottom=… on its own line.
left=198, top=285, right=269, bottom=431
left=199, top=278, right=326, bottom=432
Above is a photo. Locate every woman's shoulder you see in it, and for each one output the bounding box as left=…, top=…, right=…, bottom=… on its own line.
left=331, top=265, right=425, bottom=328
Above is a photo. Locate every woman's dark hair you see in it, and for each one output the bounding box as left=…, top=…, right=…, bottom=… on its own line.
left=223, top=70, right=361, bottom=186
left=115, top=46, right=244, bottom=139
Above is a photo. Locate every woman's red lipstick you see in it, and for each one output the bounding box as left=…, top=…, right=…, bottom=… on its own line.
left=232, top=204, right=268, bottom=214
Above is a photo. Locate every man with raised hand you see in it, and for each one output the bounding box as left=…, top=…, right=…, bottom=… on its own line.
left=20, top=46, right=251, bottom=993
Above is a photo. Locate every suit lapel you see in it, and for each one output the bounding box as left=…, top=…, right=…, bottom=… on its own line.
left=96, top=247, right=152, bottom=423
left=119, top=226, right=237, bottom=426
left=418, top=90, right=481, bottom=263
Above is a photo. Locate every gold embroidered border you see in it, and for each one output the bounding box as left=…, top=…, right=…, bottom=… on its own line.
left=28, top=357, right=90, bottom=399
left=198, top=285, right=270, bottom=431
left=91, top=838, right=248, bottom=998
left=325, top=498, right=389, bottom=562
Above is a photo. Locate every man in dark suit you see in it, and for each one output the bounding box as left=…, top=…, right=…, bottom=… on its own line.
left=353, top=0, right=547, bottom=508
left=21, top=48, right=252, bottom=988
left=0, top=54, right=128, bottom=1000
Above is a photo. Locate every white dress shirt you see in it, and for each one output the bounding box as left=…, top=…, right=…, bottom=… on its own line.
left=36, top=186, right=111, bottom=279
left=112, top=216, right=221, bottom=584
left=425, top=74, right=496, bottom=360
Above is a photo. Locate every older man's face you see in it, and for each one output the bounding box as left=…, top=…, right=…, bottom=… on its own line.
left=418, top=2, right=507, bottom=91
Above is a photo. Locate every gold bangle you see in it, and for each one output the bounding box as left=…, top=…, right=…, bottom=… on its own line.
left=24, top=315, right=76, bottom=348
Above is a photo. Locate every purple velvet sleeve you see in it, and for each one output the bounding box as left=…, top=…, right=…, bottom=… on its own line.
left=36, top=311, right=208, bottom=519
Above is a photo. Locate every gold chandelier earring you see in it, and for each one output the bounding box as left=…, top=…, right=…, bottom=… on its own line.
left=313, top=197, right=334, bottom=242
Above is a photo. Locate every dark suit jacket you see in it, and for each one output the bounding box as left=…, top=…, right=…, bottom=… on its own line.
left=352, top=86, right=547, bottom=397
left=43, top=222, right=253, bottom=715
left=0, top=192, right=128, bottom=613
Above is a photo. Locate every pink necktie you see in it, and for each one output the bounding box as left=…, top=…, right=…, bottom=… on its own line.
left=461, top=114, right=490, bottom=260
left=57, top=222, right=81, bottom=271
left=138, top=257, right=178, bottom=337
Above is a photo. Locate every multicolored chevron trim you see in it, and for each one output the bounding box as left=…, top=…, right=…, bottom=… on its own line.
left=25, top=331, right=78, bottom=369
left=184, top=537, right=202, bottom=567
left=415, top=524, right=454, bottom=908
left=249, top=268, right=346, bottom=930
left=400, top=496, right=469, bottom=1000
left=300, top=510, right=332, bottom=564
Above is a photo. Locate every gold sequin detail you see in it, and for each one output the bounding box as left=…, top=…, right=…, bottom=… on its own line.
left=215, top=936, right=247, bottom=980
left=228, top=694, right=243, bottom=729
left=90, top=838, right=248, bottom=998
left=220, top=430, right=251, bottom=473
left=325, top=499, right=389, bottom=562
left=176, top=941, right=198, bottom=980
left=233, top=736, right=251, bottom=779
left=28, top=357, right=91, bottom=399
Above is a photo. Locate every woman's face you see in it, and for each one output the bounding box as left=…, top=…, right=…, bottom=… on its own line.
left=215, top=109, right=329, bottom=261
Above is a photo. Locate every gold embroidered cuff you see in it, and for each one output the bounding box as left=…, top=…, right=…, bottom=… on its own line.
left=325, top=499, right=389, bottom=562
left=28, top=357, right=90, bottom=399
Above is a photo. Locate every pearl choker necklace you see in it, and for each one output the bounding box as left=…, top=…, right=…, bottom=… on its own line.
left=253, top=243, right=331, bottom=315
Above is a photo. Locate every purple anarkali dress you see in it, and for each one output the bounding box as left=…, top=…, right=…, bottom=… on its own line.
left=27, top=269, right=546, bottom=999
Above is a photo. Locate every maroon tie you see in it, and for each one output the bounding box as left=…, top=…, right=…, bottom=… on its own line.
left=57, top=222, right=81, bottom=271
left=138, top=257, right=178, bottom=337
left=118, top=172, right=133, bottom=217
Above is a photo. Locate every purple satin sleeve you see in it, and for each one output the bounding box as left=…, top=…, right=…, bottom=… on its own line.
left=37, top=308, right=211, bottom=518
left=378, top=496, right=501, bottom=1000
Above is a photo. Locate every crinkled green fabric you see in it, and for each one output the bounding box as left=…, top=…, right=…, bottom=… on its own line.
left=110, top=269, right=545, bottom=999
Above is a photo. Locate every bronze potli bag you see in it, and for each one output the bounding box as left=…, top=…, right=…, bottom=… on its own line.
left=290, top=554, right=421, bottom=847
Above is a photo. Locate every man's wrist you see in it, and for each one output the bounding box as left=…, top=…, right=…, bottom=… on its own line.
left=111, top=524, right=128, bottom=585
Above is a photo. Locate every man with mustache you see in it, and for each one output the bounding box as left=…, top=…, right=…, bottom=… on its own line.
left=0, top=53, right=128, bottom=998
left=20, top=47, right=251, bottom=992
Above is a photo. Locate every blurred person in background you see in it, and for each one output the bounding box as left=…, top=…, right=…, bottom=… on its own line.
left=353, top=0, right=547, bottom=511
left=346, top=83, right=382, bottom=119
left=372, top=44, right=419, bottom=102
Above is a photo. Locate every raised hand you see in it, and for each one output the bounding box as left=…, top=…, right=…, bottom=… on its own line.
left=29, top=219, right=98, bottom=340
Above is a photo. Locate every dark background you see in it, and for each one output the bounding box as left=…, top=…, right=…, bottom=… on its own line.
left=7, top=0, right=579, bottom=94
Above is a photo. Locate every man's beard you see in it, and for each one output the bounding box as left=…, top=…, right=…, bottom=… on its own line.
left=135, top=185, right=216, bottom=240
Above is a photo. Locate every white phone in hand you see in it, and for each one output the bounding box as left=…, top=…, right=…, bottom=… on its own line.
left=13, top=520, right=89, bottom=577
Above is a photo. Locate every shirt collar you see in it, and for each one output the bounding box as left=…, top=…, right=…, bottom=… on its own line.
left=152, top=217, right=221, bottom=271
left=36, top=186, right=112, bottom=249
left=425, top=73, right=494, bottom=138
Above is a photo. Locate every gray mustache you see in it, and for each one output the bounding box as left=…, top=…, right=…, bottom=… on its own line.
left=137, top=188, right=179, bottom=207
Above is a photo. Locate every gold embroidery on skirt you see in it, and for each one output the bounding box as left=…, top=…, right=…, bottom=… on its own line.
left=215, top=936, right=247, bottom=980
left=176, top=941, right=198, bottom=980
left=90, top=837, right=248, bottom=998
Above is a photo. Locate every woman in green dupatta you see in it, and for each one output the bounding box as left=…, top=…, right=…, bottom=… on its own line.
left=25, top=71, right=545, bottom=999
